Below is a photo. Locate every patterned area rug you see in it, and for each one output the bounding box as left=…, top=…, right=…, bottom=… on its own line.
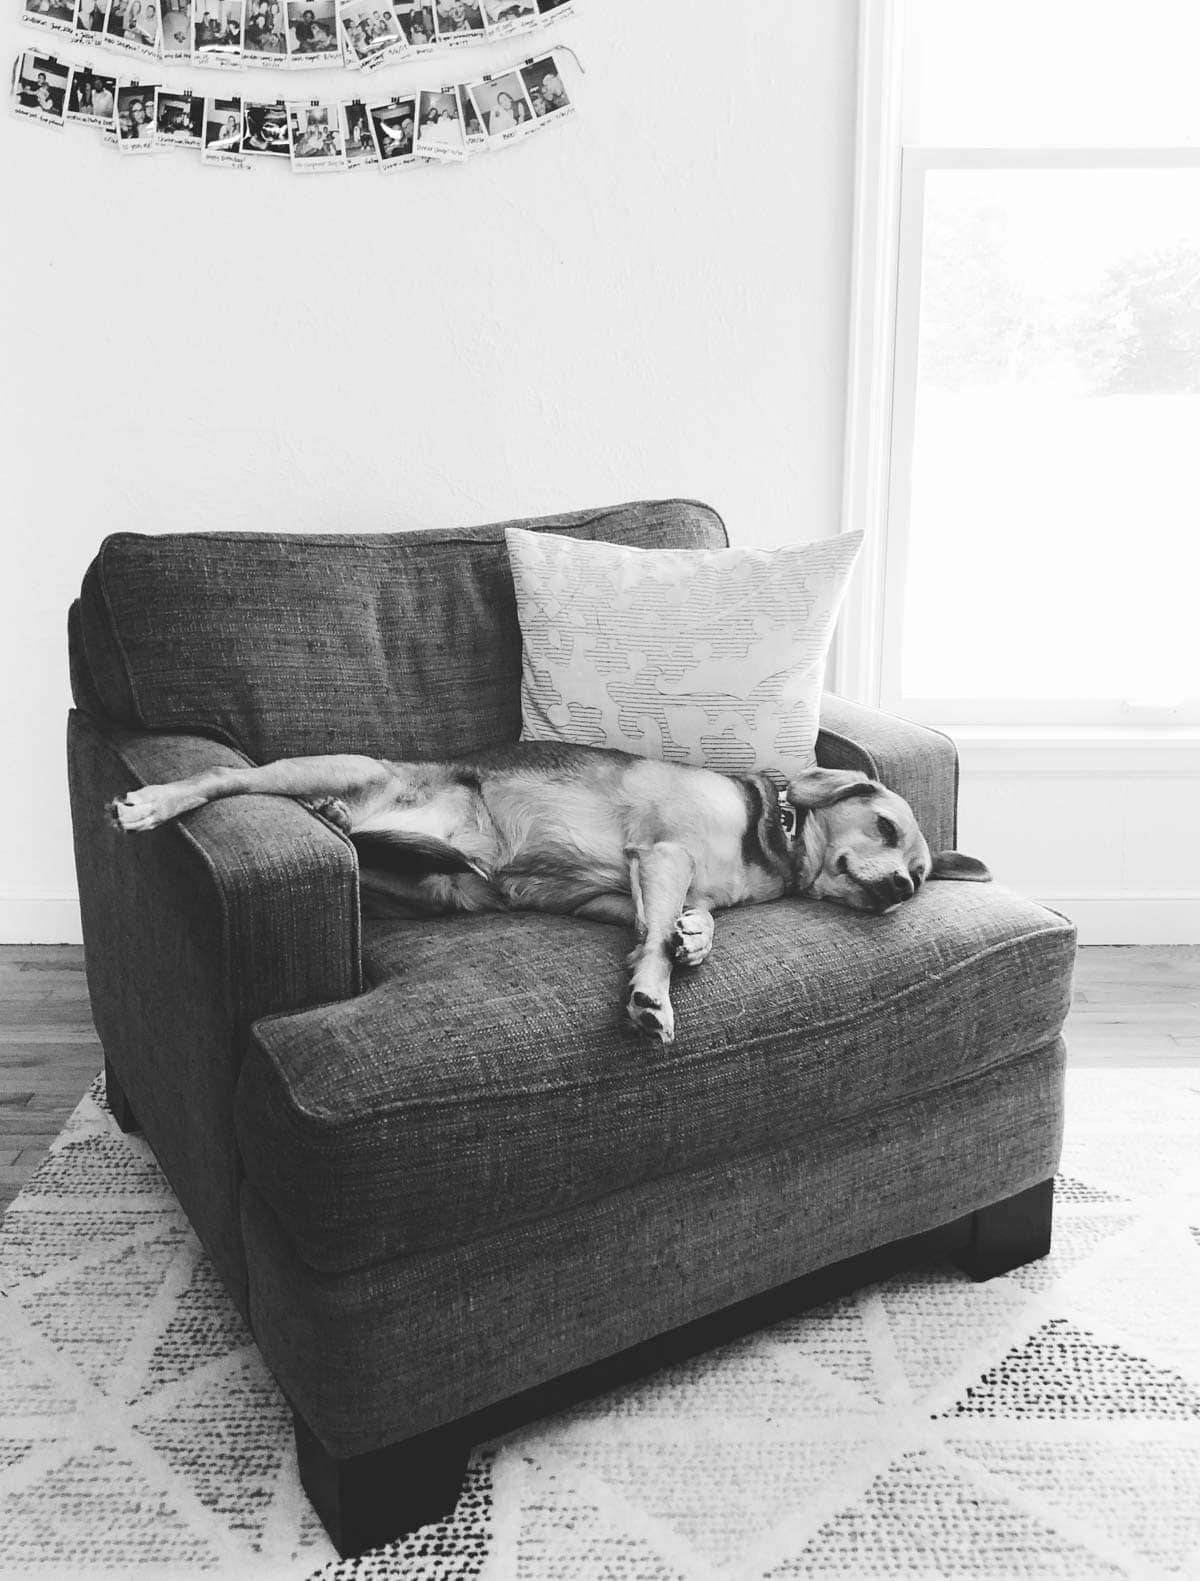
left=1, top=1069, right=1198, bottom=1580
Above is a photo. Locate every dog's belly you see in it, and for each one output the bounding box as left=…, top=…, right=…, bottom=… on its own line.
left=485, top=778, right=630, bottom=906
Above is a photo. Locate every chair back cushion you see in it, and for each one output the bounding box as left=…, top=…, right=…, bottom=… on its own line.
left=70, top=500, right=727, bottom=763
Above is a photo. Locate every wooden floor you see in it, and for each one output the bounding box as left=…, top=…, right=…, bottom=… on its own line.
left=1, top=944, right=1198, bottom=1216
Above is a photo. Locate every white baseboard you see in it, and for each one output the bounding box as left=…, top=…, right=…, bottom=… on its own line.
left=0, top=896, right=83, bottom=945
left=1035, top=893, right=1200, bottom=947
left=0, top=892, right=1195, bottom=949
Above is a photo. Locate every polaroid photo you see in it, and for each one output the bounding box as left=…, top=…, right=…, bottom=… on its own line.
left=467, top=68, right=533, bottom=148
left=129, top=0, right=164, bottom=52
left=341, top=100, right=377, bottom=169
left=158, top=0, right=192, bottom=56
left=12, top=51, right=71, bottom=127
left=431, top=0, right=484, bottom=46
left=23, top=0, right=77, bottom=40
left=367, top=95, right=415, bottom=172
left=101, top=0, right=159, bottom=54
left=74, top=0, right=109, bottom=37
left=156, top=86, right=204, bottom=143
left=478, top=0, right=535, bottom=39
left=457, top=81, right=485, bottom=151
left=535, top=0, right=573, bottom=18
left=519, top=51, right=572, bottom=128
left=242, top=0, right=288, bottom=63
left=287, top=100, right=345, bottom=170
left=193, top=0, right=242, bottom=62
left=339, top=0, right=405, bottom=71
left=201, top=95, right=246, bottom=165
left=392, top=3, right=434, bottom=53
left=243, top=97, right=290, bottom=153
left=67, top=65, right=117, bottom=125
left=415, top=86, right=465, bottom=161
left=285, top=0, right=339, bottom=65
left=115, top=81, right=158, bottom=149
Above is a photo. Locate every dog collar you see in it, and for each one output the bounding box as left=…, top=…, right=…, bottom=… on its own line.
left=777, top=793, right=806, bottom=843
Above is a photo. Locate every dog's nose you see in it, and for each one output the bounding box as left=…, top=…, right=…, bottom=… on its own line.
left=867, top=872, right=914, bottom=909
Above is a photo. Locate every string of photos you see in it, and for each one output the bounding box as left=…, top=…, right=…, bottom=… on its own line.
left=18, top=0, right=575, bottom=73
left=11, top=40, right=576, bottom=167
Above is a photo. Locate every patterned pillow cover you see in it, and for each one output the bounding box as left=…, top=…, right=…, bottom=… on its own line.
left=504, top=527, right=864, bottom=777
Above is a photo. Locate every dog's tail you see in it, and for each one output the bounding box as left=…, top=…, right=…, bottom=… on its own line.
left=349, top=829, right=491, bottom=882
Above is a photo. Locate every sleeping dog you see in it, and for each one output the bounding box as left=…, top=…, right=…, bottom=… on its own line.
left=110, top=742, right=988, bottom=1043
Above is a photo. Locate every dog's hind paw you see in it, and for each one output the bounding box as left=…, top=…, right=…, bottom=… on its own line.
left=627, top=987, right=675, bottom=1045
left=300, top=796, right=353, bottom=833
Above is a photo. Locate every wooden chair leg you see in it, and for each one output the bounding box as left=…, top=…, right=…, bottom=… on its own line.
left=953, top=1177, right=1054, bottom=1282
left=293, top=1408, right=472, bottom=1558
left=104, top=1055, right=140, bottom=1134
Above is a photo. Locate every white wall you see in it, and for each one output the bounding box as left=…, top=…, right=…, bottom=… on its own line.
left=0, top=1, right=861, bottom=941
left=953, top=734, right=1200, bottom=947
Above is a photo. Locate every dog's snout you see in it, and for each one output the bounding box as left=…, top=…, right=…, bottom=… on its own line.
left=866, top=872, right=914, bottom=909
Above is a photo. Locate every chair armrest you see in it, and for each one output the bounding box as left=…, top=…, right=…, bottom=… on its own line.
left=816, top=693, right=959, bottom=855
left=67, top=710, right=361, bottom=1310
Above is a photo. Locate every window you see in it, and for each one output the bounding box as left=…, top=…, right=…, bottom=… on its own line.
left=871, top=0, right=1200, bottom=726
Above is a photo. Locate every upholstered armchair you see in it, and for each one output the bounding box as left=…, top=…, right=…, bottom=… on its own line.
left=67, top=501, right=1076, bottom=1555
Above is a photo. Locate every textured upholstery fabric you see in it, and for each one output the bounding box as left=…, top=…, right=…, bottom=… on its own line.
left=816, top=694, right=960, bottom=858
left=507, top=528, right=864, bottom=776
left=236, top=884, right=1075, bottom=1273
left=70, top=501, right=728, bottom=765
left=242, top=1037, right=1067, bottom=1457
left=68, top=713, right=360, bottom=1312
left=66, top=501, right=1075, bottom=1476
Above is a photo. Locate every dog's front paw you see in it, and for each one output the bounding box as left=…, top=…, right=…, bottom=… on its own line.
left=626, top=986, right=675, bottom=1045
left=672, top=908, right=714, bottom=967
left=108, top=787, right=173, bottom=832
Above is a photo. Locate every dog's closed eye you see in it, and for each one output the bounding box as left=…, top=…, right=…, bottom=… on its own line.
left=877, top=814, right=899, bottom=846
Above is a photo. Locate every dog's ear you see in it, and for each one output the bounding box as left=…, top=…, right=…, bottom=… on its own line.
left=929, top=850, right=992, bottom=883
left=786, top=767, right=882, bottom=811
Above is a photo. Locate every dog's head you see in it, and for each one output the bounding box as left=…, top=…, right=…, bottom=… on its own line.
left=783, top=767, right=989, bottom=914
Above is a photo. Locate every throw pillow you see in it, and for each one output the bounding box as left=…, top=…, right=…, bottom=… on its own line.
left=504, top=527, right=864, bottom=777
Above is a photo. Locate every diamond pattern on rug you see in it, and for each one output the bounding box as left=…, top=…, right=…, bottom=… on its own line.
left=1003, top=1211, right=1136, bottom=1293
left=944, top=1317, right=1200, bottom=1420
left=548, top=1334, right=875, bottom=1429
left=135, top=1248, right=253, bottom=1400
left=0, top=1443, right=224, bottom=1571
left=541, top=1434, right=875, bottom=1573
left=134, top=1351, right=294, bottom=1551
left=0, top=1204, right=178, bottom=1289
left=505, top=1460, right=692, bottom=1581
left=20, top=1129, right=170, bottom=1199
left=764, top=1448, right=1129, bottom=1578
left=948, top=1436, right=1200, bottom=1571
left=22, top=1231, right=190, bottom=1393
left=1063, top=1216, right=1200, bottom=1381
left=1053, top=1174, right=1128, bottom=1205
left=763, top=1292, right=883, bottom=1402
left=0, top=1324, right=86, bottom=1422
left=877, top=1264, right=1031, bottom=1399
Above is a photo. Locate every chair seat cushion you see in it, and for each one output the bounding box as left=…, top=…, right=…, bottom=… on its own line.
left=235, top=885, right=1075, bottom=1275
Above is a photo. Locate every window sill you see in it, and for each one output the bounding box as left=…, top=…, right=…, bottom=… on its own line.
left=936, top=725, right=1200, bottom=776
